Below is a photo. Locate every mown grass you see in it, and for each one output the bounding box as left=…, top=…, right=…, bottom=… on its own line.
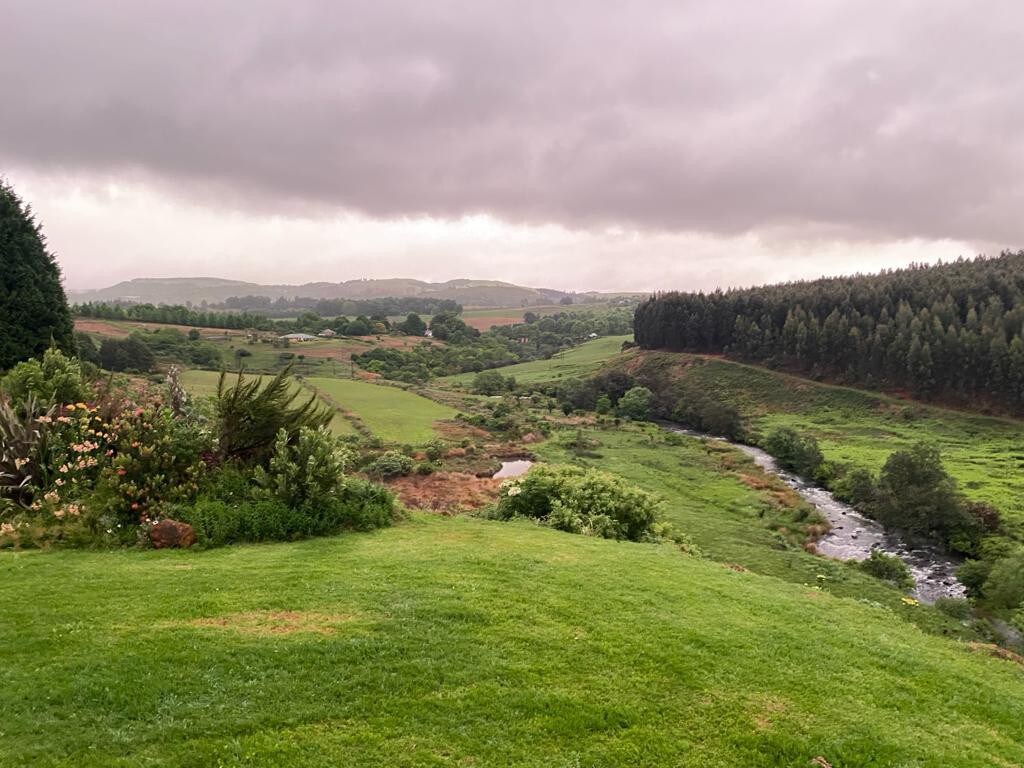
left=630, top=352, right=1024, bottom=536
left=1, top=515, right=1022, bottom=767
left=441, top=335, right=633, bottom=386
left=305, top=377, right=458, bottom=444
left=533, top=424, right=968, bottom=634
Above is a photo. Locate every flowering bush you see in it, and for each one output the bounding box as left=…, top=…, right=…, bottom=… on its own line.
left=90, top=402, right=211, bottom=528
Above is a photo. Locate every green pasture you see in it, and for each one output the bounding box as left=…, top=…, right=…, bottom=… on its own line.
left=442, top=335, right=632, bottom=386
left=305, top=377, right=458, bottom=444
left=1, top=515, right=1021, bottom=767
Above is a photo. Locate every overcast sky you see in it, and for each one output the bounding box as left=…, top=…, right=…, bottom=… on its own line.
left=2, top=1, right=1020, bottom=292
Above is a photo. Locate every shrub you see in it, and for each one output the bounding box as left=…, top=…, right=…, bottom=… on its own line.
left=836, top=467, right=877, bottom=509
left=90, top=402, right=211, bottom=526
left=617, top=386, right=653, bottom=421
left=215, top=367, right=331, bottom=462
left=423, top=439, right=447, bottom=462
left=178, top=476, right=395, bottom=547
left=873, top=442, right=975, bottom=548
left=2, top=348, right=88, bottom=406
left=472, top=370, right=515, bottom=395
left=763, top=427, right=824, bottom=479
left=982, top=553, right=1024, bottom=611
left=934, top=597, right=973, bottom=621
left=671, top=396, right=744, bottom=440
left=493, top=464, right=666, bottom=542
left=856, top=550, right=914, bottom=590
left=0, top=394, right=54, bottom=507
left=957, top=558, right=993, bottom=599
left=253, top=427, right=353, bottom=509
left=98, top=337, right=155, bottom=372
left=364, top=450, right=414, bottom=479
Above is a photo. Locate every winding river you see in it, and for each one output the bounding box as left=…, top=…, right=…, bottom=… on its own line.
left=664, top=425, right=966, bottom=603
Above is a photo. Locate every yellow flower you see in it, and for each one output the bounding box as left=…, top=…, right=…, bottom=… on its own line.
left=900, top=597, right=919, bottom=606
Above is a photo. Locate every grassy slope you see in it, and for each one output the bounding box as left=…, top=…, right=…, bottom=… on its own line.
left=533, top=425, right=968, bottom=634
left=626, top=352, right=1024, bottom=536
left=441, top=335, right=633, bottom=386
left=305, top=377, right=457, bottom=444
left=2, top=516, right=1022, bottom=767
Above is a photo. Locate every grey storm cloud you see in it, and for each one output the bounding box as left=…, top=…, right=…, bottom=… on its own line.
left=2, top=0, right=1023, bottom=244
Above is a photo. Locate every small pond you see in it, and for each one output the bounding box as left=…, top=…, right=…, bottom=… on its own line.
left=493, top=460, right=533, bottom=479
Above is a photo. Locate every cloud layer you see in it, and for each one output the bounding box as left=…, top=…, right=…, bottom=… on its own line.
left=2, top=1, right=1020, bottom=289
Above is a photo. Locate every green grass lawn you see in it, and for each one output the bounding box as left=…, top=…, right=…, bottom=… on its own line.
left=305, top=377, right=457, bottom=444
left=441, top=335, right=633, bottom=386
left=629, top=352, right=1024, bottom=537
left=179, top=370, right=356, bottom=437
left=2, top=515, right=1022, bottom=767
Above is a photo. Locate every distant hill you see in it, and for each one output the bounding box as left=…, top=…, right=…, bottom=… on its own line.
left=67, top=277, right=636, bottom=308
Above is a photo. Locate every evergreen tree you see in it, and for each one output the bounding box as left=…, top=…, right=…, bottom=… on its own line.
left=0, top=181, right=75, bottom=370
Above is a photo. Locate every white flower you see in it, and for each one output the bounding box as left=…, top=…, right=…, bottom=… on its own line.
left=506, top=486, right=522, bottom=497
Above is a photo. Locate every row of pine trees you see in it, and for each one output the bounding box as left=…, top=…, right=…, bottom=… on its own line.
left=634, top=252, right=1024, bottom=409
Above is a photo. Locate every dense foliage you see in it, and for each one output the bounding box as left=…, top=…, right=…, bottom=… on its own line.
left=491, top=464, right=678, bottom=543
left=0, top=181, right=76, bottom=370
left=1, top=348, right=89, bottom=406
left=0, top=352, right=395, bottom=550
left=635, top=252, right=1024, bottom=409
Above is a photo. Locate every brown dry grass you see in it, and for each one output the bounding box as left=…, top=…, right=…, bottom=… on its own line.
left=386, top=471, right=502, bottom=513
left=186, top=611, right=354, bottom=636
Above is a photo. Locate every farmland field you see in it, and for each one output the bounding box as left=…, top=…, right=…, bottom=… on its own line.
left=2, top=515, right=1022, bottom=767
left=305, top=377, right=458, bottom=444
left=441, top=334, right=632, bottom=386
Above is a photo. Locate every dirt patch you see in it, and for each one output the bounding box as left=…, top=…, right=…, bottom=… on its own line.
left=435, top=421, right=491, bottom=440
left=967, top=642, right=1024, bottom=666
left=749, top=694, right=788, bottom=731
left=186, top=611, right=354, bottom=636
left=386, top=471, right=502, bottom=512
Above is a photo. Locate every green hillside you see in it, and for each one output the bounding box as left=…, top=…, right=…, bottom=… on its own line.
left=441, top=335, right=632, bottom=386
left=623, top=351, right=1024, bottom=534
left=1, top=515, right=1021, bottom=767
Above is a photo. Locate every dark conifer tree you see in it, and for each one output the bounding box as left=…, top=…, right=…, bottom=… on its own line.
left=0, top=181, right=76, bottom=370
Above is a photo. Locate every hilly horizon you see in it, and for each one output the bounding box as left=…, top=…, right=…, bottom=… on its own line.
left=67, top=276, right=640, bottom=308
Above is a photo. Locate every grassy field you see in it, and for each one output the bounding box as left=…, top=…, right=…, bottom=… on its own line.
left=305, top=377, right=458, bottom=444
left=178, top=370, right=356, bottom=437
left=441, top=335, right=632, bottom=386
left=625, top=352, right=1024, bottom=536
left=2, top=515, right=1022, bottom=767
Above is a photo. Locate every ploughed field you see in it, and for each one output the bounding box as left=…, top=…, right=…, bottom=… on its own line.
left=2, top=515, right=1022, bottom=767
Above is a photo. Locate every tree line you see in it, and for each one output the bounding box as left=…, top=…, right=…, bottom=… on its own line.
left=634, top=252, right=1024, bottom=410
